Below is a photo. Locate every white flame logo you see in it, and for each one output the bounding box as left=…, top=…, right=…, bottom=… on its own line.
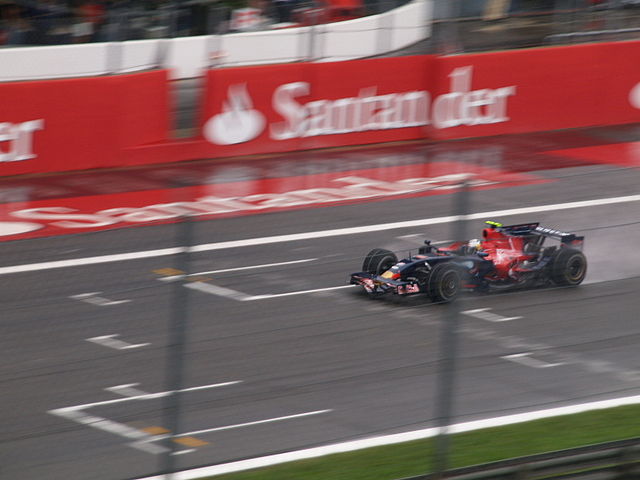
left=204, top=84, right=266, bottom=145
left=0, top=221, right=43, bottom=237
left=629, top=82, right=640, bottom=110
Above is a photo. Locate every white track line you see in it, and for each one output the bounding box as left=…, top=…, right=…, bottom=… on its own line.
left=86, top=334, right=149, bottom=350
left=185, top=282, right=254, bottom=301
left=3, top=194, right=640, bottom=276
left=194, top=258, right=318, bottom=276
left=462, top=308, right=522, bottom=322
left=185, top=282, right=354, bottom=302
left=133, top=394, right=640, bottom=480
left=248, top=285, right=354, bottom=300
left=178, top=410, right=332, bottom=437
left=501, top=353, right=565, bottom=369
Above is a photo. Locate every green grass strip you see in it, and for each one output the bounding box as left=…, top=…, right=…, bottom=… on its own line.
left=204, top=404, right=640, bottom=480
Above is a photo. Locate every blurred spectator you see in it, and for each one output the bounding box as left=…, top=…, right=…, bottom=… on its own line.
left=230, top=0, right=270, bottom=31
left=0, top=3, right=35, bottom=45
left=32, top=0, right=70, bottom=43
left=71, top=0, right=103, bottom=42
left=272, top=0, right=296, bottom=23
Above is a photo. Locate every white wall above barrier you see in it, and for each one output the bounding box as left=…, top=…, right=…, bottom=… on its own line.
left=0, top=0, right=431, bottom=82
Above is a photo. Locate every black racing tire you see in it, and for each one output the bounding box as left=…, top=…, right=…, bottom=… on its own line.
left=427, top=263, right=461, bottom=303
left=362, top=248, right=398, bottom=275
left=550, top=248, right=587, bottom=286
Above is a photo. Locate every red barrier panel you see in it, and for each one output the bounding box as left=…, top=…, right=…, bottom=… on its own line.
left=0, top=70, right=170, bottom=177
left=4, top=42, right=640, bottom=177
left=197, top=56, right=434, bottom=157
left=428, top=41, right=640, bottom=139
left=194, top=42, right=640, bottom=154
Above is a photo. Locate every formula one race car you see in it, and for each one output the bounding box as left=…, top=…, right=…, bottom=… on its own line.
left=350, top=221, right=587, bottom=303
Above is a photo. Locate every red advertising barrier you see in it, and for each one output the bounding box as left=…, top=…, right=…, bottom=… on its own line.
left=0, top=70, right=170, bottom=177
left=3, top=41, right=640, bottom=178
left=196, top=56, right=434, bottom=157
left=191, top=41, right=640, bottom=156
left=427, top=41, right=640, bottom=140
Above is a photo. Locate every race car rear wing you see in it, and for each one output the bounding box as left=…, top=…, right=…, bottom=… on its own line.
left=488, top=221, right=584, bottom=248
left=534, top=225, right=584, bottom=248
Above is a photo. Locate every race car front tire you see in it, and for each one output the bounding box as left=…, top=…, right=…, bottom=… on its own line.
left=362, top=248, right=398, bottom=275
left=427, top=263, right=461, bottom=303
left=550, top=248, right=587, bottom=286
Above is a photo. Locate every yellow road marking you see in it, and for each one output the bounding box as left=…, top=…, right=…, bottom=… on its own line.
left=153, top=268, right=184, bottom=276
left=142, top=426, right=170, bottom=435
left=174, top=436, right=209, bottom=447
left=187, top=276, right=212, bottom=282
left=141, top=426, right=209, bottom=447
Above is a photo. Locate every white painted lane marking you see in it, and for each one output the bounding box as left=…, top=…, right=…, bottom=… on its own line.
left=49, top=407, right=168, bottom=454
left=179, top=410, right=332, bottom=437
left=196, top=258, right=318, bottom=275
left=133, top=394, right=640, bottom=480
left=462, top=308, right=522, bottom=322
left=159, top=259, right=318, bottom=282
left=86, top=334, right=150, bottom=350
left=106, top=384, right=150, bottom=397
left=49, top=381, right=242, bottom=454
left=2, top=194, right=640, bottom=276
left=501, top=353, right=566, bottom=369
left=184, top=281, right=354, bottom=302
left=248, top=285, right=354, bottom=301
left=71, top=292, right=131, bottom=306
left=185, top=282, right=253, bottom=301
left=53, top=381, right=242, bottom=411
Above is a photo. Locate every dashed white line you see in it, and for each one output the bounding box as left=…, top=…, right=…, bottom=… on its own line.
left=462, top=308, right=522, bottom=322
left=49, top=381, right=243, bottom=454
left=184, top=281, right=354, bottom=302
left=159, top=259, right=318, bottom=282
left=248, top=285, right=354, bottom=301
left=3, top=194, right=640, bottom=275
left=185, top=282, right=253, bottom=301
left=86, top=334, right=150, bottom=350
left=106, top=384, right=151, bottom=397
left=501, top=353, right=565, bottom=369
left=71, top=292, right=131, bottom=306
left=178, top=410, right=332, bottom=437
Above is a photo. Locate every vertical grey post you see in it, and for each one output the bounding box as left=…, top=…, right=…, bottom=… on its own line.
left=433, top=0, right=462, bottom=55
left=160, top=213, right=193, bottom=478
left=105, top=10, right=125, bottom=74
left=431, top=180, right=469, bottom=477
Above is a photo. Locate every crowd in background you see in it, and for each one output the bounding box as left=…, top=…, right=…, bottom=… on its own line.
left=0, top=0, right=383, bottom=46
left=0, top=0, right=199, bottom=45
left=1, top=0, right=639, bottom=47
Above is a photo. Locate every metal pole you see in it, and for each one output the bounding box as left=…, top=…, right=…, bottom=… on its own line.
left=431, top=180, right=469, bottom=477
left=160, top=213, right=193, bottom=478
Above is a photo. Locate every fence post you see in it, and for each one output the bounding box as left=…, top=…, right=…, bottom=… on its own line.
left=159, top=211, right=193, bottom=478
left=431, top=180, right=470, bottom=477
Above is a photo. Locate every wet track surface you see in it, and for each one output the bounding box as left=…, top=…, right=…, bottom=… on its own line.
left=1, top=125, right=640, bottom=480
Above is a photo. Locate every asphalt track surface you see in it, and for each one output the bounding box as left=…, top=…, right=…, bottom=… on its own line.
left=2, top=126, right=640, bottom=480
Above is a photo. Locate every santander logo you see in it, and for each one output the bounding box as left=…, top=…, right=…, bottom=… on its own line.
left=629, top=82, right=640, bottom=109
left=0, top=119, right=44, bottom=163
left=203, top=67, right=517, bottom=145
left=0, top=221, right=43, bottom=236
left=203, top=84, right=266, bottom=145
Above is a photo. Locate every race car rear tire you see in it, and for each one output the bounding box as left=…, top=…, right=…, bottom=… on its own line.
left=427, top=263, right=461, bottom=303
left=550, top=248, right=587, bottom=286
left=362, top=248, right=398, bottom=275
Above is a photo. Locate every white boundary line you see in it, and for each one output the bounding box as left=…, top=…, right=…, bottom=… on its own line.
left=134, top=394, right=640, bottom=480
left=3, top=194, right=640, bottom=276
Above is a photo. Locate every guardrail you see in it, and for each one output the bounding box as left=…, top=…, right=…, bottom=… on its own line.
left=0, top=0, right=431, bottom=81
left=404, top=437, right=640, bottom=480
